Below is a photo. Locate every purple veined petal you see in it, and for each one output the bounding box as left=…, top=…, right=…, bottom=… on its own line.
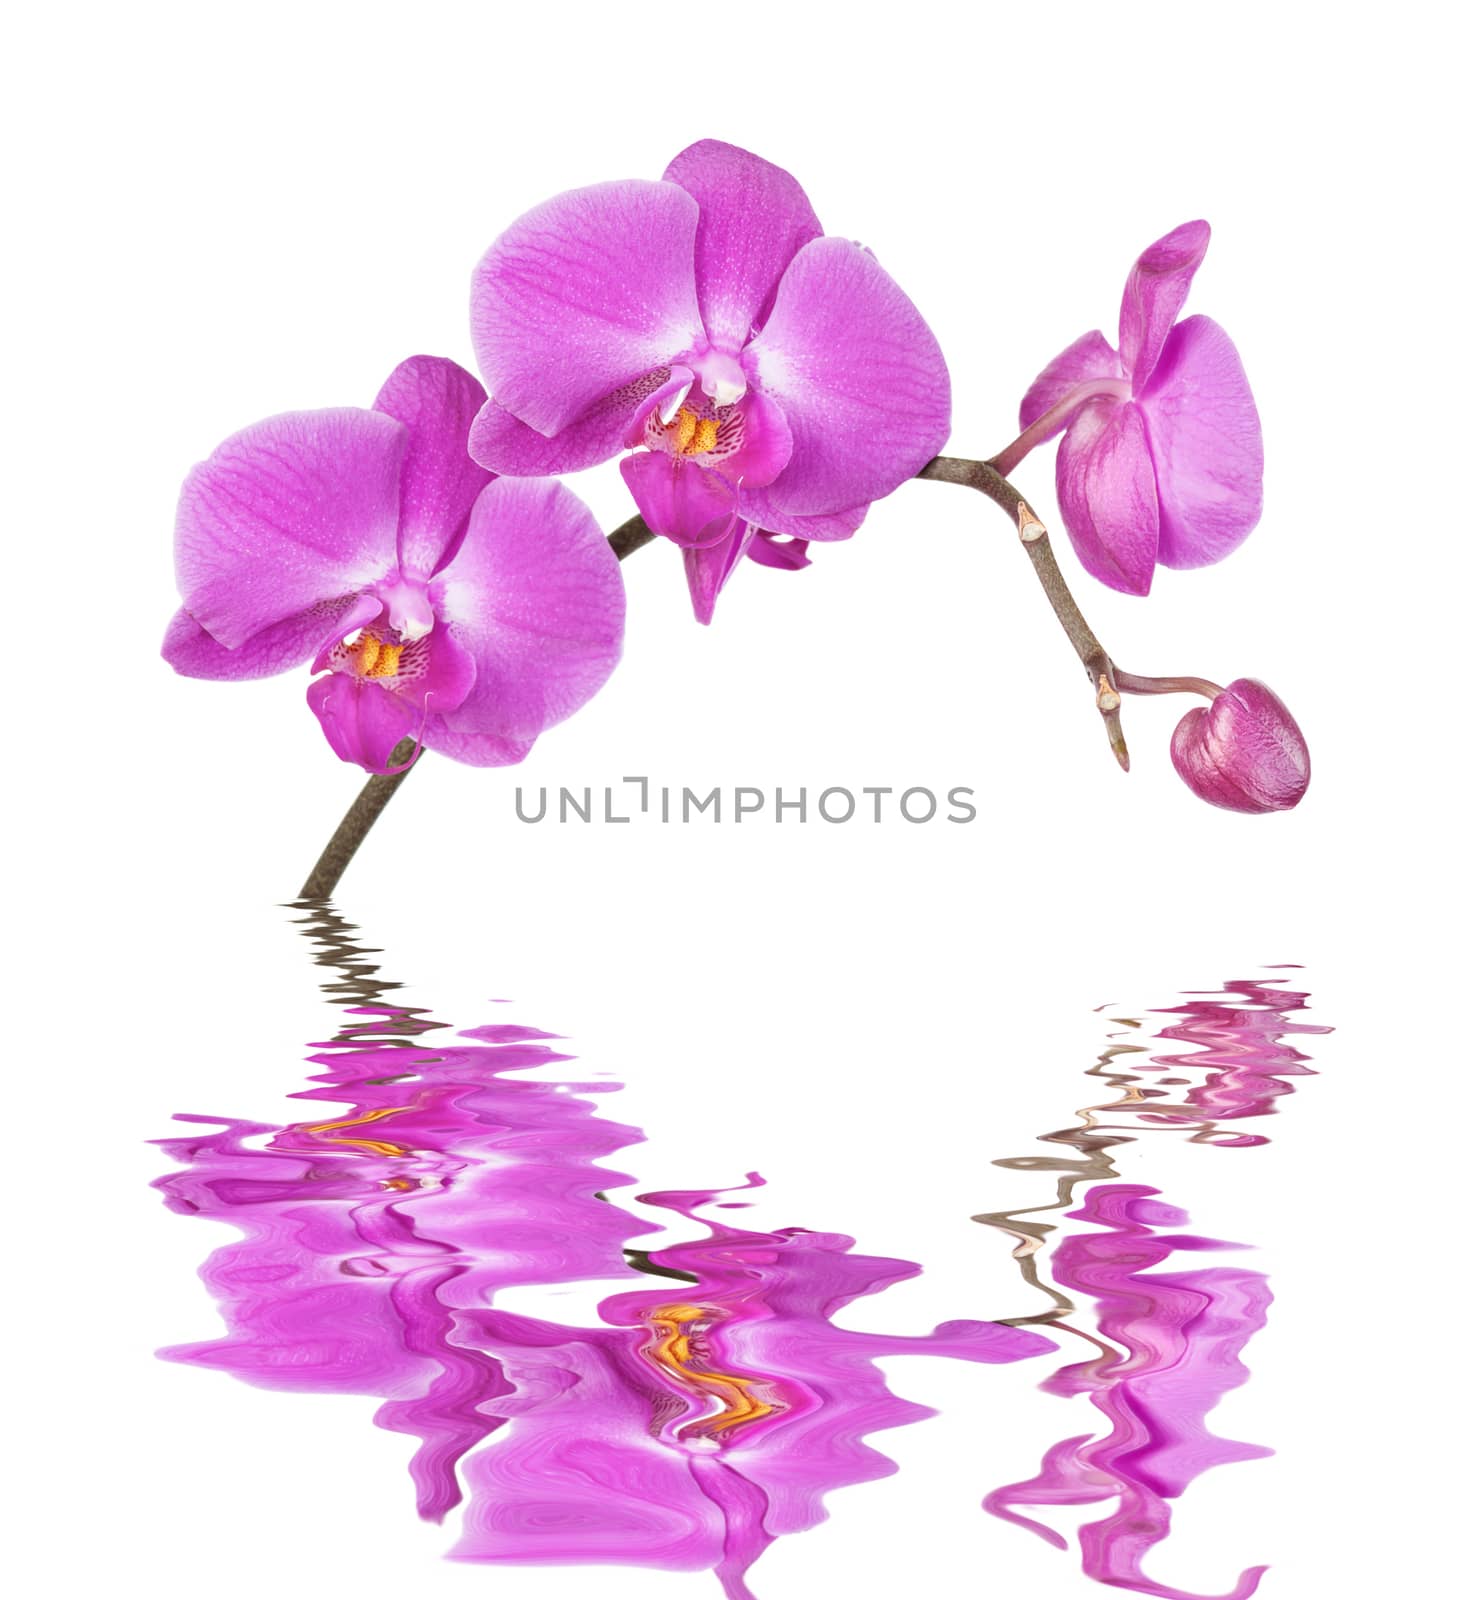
left=471, top=368, right=677, bottom=476
left=1018, top=329, right=1123, bottom=433
left=1137, top=315, right=1263, bottom=570
left=372, top=355, right=493, bottom=580
left=162, top=593, right=378, bottom=681
left=430, top=478, right=625, bottom=744
left=744, top=237, right=951, bottom=518
left=619, top=451, right=737, bottom=550
left=1119, top=220, right=1211, bottom=395
left=471, top=180, right=705, bottom=437
left=727, top=387, right=793, bottom=488
left=1170, top=679, right=1309, bottom=814
left=419, top=716, right=534, bottom=768
left=1055, top=399, right=1160, bottom=595
left=621, top=368, right=695, bottom=449
left=316, top=622, right=479, bottom=716
left=175, top=408, right=405, bottom=649
left=662, top=139, right=823, bottom=353
left=414, top=624, right=478, bottom=712
left=739, top=498, right=869, bottom=544
left=306, top=672, right=418, bottom=773
left=683, top=522, right=756, bottom=624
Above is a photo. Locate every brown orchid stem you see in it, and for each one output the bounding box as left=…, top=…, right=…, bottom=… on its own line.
left=917, top=455, right=1132, bottom=770
left=298, top=515, right=655, bottom=899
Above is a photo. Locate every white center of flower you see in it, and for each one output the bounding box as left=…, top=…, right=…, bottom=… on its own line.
left=691, top=348, right=747, bottom=409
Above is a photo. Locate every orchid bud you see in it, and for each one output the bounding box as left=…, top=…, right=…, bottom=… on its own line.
left=1170, top=678, right=1310, bottom=813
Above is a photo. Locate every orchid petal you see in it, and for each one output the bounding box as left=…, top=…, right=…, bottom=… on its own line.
left=662, top=139, right=822, bottom=353
left=175, top=408, right=404, bottom=649
left=1055, top=400, right=1159, bottom=595
left=740, top=499, right=869, bottom=544
left=745, top=237, right=950, bottom=517
left=163, top=593, right=378, bottom=681
left=307, top=673, right=418, bottom=774
left=619, top=452, right=736, bottom=550
left=420, top=717, right=533, bottom=768
left=622, top=368, right=694, bottom=450
left=1119, top=220, right=1210, bottom=394
left=747, top=531, right=814, bottom=570
left=470, top=368, right=678, bottom=476
left=1018, top=329, right=1122, bottom=433
left=431, top=479, right=624, bottom=743
left=396, top=623, right=478, bottom=713
left=471, top=180, right=705, bottom=436
left=727, top=388, right=793, bottom=488
left=372, top=355, right=492, bottom=579
left=1137, top=315, right=1263, bottom=570
left=684, top=522, right=756, bottom=624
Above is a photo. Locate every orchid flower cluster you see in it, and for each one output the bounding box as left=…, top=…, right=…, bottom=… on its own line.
left=163, top=139, right=1310, bottom=886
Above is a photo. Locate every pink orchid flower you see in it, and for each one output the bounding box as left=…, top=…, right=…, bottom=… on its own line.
left=1170, top=679, right=1311, bottom=813
left=1016, top=222, right=1263, bottom=595
left=163, top=356, right=624, bottom=772
left=467, top=139, right=951, bottom=622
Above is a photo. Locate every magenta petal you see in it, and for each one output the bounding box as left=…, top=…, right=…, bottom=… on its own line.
left=620, top=451, right=736, bottom=550
left=470, top=368, right=677, bottom=476
left=412, top=624, right=478, bottom=713
left=175, top=408, right=404, bottom=649
left=740, top=499, right=869, bottom=543
left=727, top=387, right=793, bottom=488
left=1018, top=329, right=1122, bottom=433
left=431, top=478, right=624, bottom=743
left=471, top=180, right=705, bottom=436
left=1138, top=315, right=1263, bottom=570
left=745, top=237, right=950, bottom=518
left=622, top=368, right=694, bottom=449
left=1056, top=400, right=1159, bottom=595
left=684, top=522, right=756, bottom=624
left=373, top=355, right=492, bottom=580
left=163, top=593, right=378, bottom=681
left=1119, top=220, right=1211, bottom=394
left=420, top=717, right=533, bottom=768
left=747, top=531, right=813, bottom=569
left=662, top=139, right=822, bottom=353
left=1170, top=679, right=1310, bottom=813
left=307, top=673, right=418, bottom=773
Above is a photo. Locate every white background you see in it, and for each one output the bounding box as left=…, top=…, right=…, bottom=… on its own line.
left=7, top=4, right=1478, bottom=1598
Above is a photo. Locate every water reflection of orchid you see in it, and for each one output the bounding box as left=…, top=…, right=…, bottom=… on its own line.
left=982, top=972, right=1329, bottom=1597
left=156, top=908, right=1050, bottom=1598
left=986, top=1184, right=1271, bottom=1600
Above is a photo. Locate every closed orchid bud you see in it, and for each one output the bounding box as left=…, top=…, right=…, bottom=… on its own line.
left=1170, top=679, right=1310, bottom=813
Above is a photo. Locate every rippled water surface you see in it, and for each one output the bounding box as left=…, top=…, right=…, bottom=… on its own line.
left=982, top=974, right=1330, bottom=1597
left=156, top=910, right=1327, bottom=1597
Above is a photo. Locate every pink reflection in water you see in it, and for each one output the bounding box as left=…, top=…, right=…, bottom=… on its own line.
left=987, top=1185, right=1270, bottom=1600
left=1138, top=977, right=1329, bottom=1146
left=157, top=969, right=1050, bottom=1597
left=984, top=972, right=1330, bottom=1598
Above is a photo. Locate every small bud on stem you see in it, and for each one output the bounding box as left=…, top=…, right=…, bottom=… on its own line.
left=1016, top=503, right=1047, bottom=543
